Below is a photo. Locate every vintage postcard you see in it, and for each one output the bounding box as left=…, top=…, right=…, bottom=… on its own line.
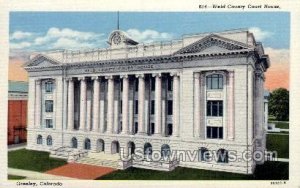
left=0, top=0, right=299, bottom=188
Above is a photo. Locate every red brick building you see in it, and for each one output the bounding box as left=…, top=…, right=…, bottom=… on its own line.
left=8, top=81, right=28, bottom=145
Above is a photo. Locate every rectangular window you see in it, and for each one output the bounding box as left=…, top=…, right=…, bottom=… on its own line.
left=207, top=101, right=223, bottom=117
left=120, top=100, right=122, bottom=114
left=167, top=124, right=173, bottom=136
left=167, top=78, right=173, bottom=91
left=150, top=123, right=155, bottom=135
left=167, top=100, right=173, bottom=115
left=120, top=80, right=123, bottom=92
left=206, top=127, right=223, bottom=139
left=151, top=100, right=155, bottom=114
left=135, top=100, right=138, bottom=114
left=135, top=80, right=139, bottom=91
left=134, top=122, right=138, bottom=134
left=45, top=100, right=53, bottom=112
left=151, top=77, right=155, bottom=91
left=46, top=119, right=53, bottom=128
left=206, top=74, right=223, bottom=90
left=45, top=81, right=53, bottom=93
left=206, top=77, right=212, bottom=90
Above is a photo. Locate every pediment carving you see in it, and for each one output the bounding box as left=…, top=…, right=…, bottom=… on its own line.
left=174, top=34, right=251, bottom=55
left=24, top=54, right=61, bottom=67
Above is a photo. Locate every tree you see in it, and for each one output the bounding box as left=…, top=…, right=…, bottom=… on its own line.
left=269, top=88, right=289, bottom=121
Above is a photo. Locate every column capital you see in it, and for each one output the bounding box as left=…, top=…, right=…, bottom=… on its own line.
left=91, top=76, right=99, bottom=80
left=120, top=74, right=129, bottom=79
left=105, top=75, right=114, bottom=80
left=194, top=72, right=200, bottom=79
left=170, top=72, right=180, bottom=77
left=66, top=77, right=73, bottom=82
left=152, top=73, right=162, bottom=77
left=35, top=79, right=41, bottom=84
left=135, top=74, right=144, bottom=79
left=78, top=76, right=86, bottom=81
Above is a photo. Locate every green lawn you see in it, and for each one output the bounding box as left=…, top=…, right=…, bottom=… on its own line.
left=269, top=121, right=289, bottom=129
left=8, top=175, right=26, bottom=180
left=8, top=149, right=67, bottom=172
left=266, top=134, right=289, bottom=158
left=97, top=162, right=288, bottom=180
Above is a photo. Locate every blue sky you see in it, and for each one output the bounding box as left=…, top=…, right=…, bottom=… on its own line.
left=9, top=12, right=290, bottom=53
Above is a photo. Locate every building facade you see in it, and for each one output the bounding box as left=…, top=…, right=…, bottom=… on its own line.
left=25, top=29, right=270, bottom=174
left=8, top=81, right=28, bottom=145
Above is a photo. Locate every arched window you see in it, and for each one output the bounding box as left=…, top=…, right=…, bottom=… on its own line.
left=161, top=144, right=171, bottom=158
left=96, top=139, right=105, bottom=152
left=206, top=74, right=223, bottom=90
left=144, top=143, right=152, bottom=157
left=84, top=138, right=91, bottom=150
left=71, top=137, right=78, bottom=148
left=128, top=142, right=135, bottom=155
left=46, top=135, right=52, bottom=146
left=111, top=141, right=120, bottom=154
left=37, top=135, right=42, bottom=145
left=198, top=147, right=210, bottom=162
left=45, top=81, right=54, bottom=93
left=217, top=149, right=229, bottom=163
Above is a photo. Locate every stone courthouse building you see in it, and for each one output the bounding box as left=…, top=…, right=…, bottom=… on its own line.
left=24, top=29, right=270, bottom=174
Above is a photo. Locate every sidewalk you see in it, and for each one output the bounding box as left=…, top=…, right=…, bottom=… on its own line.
left=8, top=168, right=77, bottom=180
left=8, top=143, right=27, bottom=151
left=46, top=163, right=116, bottom=180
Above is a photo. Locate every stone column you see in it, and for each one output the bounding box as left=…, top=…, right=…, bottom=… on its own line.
left=114, top=99, right=119, bottom=133
left=67, top=78, right=74, bottom=131
left=136, top=74, right=146, bottom=135
left=121, top=75, right=129, bottom=134
left=227, top=71, right=235, bottom=140
left=63, top=77, right=68, bottom=130
left=86, top=91, right=92, bottom=131
left=194, top=72, right=200, bottom=138
left=92, top=76, right=100, bottom=132
left=106, top=76, right=114, bottom=134
left=79, top=77, right=86, bottom=131
left=153, top=73, right=162, bottom=136
left=171, top=72, right=180, bottom=137
left=129, top=101, right=134, bottom=134
left=99, top=78, right=105, bottom=133
left=35, top=79, right=41, bottom=129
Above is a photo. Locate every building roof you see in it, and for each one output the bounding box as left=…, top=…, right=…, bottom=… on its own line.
left=8, top=81, right=28, bottom=93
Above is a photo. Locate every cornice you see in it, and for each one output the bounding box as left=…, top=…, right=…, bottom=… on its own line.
left=25, top=49, right=253, bottom=73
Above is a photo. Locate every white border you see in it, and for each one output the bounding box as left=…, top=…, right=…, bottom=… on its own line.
left=1, top=0, right=300, bottom=187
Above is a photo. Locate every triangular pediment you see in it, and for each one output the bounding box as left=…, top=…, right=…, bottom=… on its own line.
left=24, top=54, right=61, bottom=67
left=174, top=34, right=251, bottom=55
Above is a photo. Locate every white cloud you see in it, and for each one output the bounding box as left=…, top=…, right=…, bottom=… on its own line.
left=249, top=27, right=273, bottom=41
left=34, top=27, right=104, bottom=46
left=126, top=29, right=173, bottom=43
left=52, top=38, right=97, bottom=49
left=9, top=27, right=106, bottom=52
left=10, top=42, right=31, bottom=49
left=10, top=31, right=33, bottom=40
left=264, top=47, right=289, bottom=64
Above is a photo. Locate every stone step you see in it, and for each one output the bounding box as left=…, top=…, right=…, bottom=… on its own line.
left=76, top=157, right=120, bottom=168
left=50, top=154, right=69, bottom=160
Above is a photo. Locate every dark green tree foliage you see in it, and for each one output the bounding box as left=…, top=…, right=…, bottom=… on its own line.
left=269, top=88, right=289, bottom=121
